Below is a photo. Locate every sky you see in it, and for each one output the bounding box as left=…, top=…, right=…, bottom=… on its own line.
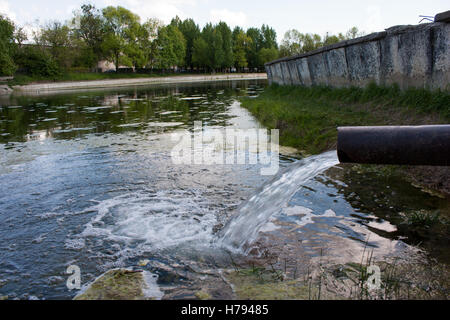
left=0, top=0, right=448, bottom=43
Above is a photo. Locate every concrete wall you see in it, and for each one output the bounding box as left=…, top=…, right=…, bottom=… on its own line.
left=266, top=21, right=450, bottom=91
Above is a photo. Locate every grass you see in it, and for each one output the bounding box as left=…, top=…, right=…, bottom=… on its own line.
left=241, top=83, right=450, bottom=155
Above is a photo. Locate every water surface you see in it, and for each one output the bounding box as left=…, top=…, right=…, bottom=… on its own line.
left=0, top=80, right=448, bottom=299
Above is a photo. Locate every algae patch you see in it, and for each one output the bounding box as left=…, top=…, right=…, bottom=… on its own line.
left=74, top=269, right=163, bottom=300
left=224, top=269, right=314, bottom=300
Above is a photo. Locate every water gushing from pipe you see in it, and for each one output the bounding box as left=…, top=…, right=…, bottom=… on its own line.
left=218, top=151, right=339, bottom=252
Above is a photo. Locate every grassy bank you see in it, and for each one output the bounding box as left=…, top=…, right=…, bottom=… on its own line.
left=241, top=83, right=450, bottom=195
left=241, top=83, right=449, bottom=154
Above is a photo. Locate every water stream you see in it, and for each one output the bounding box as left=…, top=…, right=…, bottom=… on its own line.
left=218, top=151, right=339, bottom=252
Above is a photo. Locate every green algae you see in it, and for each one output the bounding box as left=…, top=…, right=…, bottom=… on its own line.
left=195, top=290, right=212, bottom=300
left=224, top=269, right=315, bottom=300
left=74, top=269, right=149, bottom=300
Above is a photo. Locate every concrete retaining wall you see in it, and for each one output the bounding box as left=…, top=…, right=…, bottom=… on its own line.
left=266, top=21, right=450, bottom=90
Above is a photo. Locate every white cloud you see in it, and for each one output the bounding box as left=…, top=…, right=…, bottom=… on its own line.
left=209, top=8, right=247, bottom=28
left=0, top=0, right=16, bottom=21
left=101, top=0, right=195, bottom=24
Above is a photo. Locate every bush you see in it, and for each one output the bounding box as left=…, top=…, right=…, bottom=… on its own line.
left=0, top=51, right=16, bottom=76
left=0, top=15, right=16, bottom=76
left=14, top=46, right=61, bottom=78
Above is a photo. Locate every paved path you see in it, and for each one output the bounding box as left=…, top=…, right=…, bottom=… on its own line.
left=12, top=73, right=267, bottom=94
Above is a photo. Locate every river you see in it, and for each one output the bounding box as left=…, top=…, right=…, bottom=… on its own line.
left=0, top=79, right=448, bottom=299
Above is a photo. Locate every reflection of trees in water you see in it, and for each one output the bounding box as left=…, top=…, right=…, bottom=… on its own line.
left=0, top=80, right=266, bottom=143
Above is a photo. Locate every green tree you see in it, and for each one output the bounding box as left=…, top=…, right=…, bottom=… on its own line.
left=199, top=23, right=224, bottom=72
left=260, top=24, right=277, bottom=50
left=346, top=26, right=364, bottom=39
left=192, top=36, right=208, bottom=70
left=216, top=22, right=233, bottom=69
left=73, top=4, right=106, bottom=69
left=14, top=26, right=28, bottom=47
left=38, top=21, right=74, bottom=69
left=323, top=32, right=345, bottom=46
left=156, top=24, right=186, bottom=69
left=246, top=27, right=263, bottom=69
left=14, top=46, right=60, bottom=77
left=258, top=47, right=278, bottom=65
left=232, top=28, right=251, bottom=69
left=177, top=18, right=200, bottom=69
left=140, top=18, right=163, bottom=68
left=102, top=6, right=141, bottom=71
left=0, top=15, right=16, bottom=75
left=279, top=29, right=304, bottom=57
left=279, top=30, right=323, bottom=57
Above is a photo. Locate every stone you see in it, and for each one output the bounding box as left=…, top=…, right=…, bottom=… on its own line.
left=74, top=268, right=164, bottom=300
left=435, top=10, right=450, bottom=23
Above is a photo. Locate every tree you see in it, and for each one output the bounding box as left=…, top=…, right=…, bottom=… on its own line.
left=346, top=26, right=364, bottom=39
left=73, top=4, right=106, bottom=69
left=232, top=28, right=251, bottom=69
left=246, top=27, right=263, bottom=69
left=177, top=18, right=200, bottom=69
left=102, top=6, right=141, bottom=71
left=279, top=30, right=323, bottom=57
left=323, top=32, right=345, bottom=46
left=192, top=37, right=208, bottom=69
left=140, top=18, right=163, bottom=68
left=199, top=23, right=224, bottom=72
left=258, top=47, right=278, bottom=65
left=279, top=29, right=304, bottom=57
left=156, top=24, right=186, bottom=69
left=0, top=15, right=16, bottom=75
left=14, top=46, right=60, bottom=77
left=216, top=22, right=233, bottom=70
left=260, top=24, right=277, bottom=50
left=14, top=27, right=28, bottom=47
left=38, top=21, right=74, bottom=69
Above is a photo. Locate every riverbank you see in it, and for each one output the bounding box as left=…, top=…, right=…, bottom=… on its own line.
left=10, top=73, right=267, bottom=94
left=241, top=83, right=450, bottom=195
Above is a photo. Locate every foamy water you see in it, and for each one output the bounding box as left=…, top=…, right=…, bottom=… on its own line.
left=72, top=190, right=218, bottom=252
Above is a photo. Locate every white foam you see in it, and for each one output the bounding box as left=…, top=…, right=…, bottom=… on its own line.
left=76, top=190, right=217, bottom=251
left=283, top=206, right=313, bottom=216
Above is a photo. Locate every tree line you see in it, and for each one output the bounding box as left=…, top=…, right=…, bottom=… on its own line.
left=0, top=4, right=363, bottom=77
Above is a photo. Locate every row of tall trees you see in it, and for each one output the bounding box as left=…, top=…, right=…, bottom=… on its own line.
left=279, top=27, right=364, bottom=57
left=0, top=4, right=363, bottom=76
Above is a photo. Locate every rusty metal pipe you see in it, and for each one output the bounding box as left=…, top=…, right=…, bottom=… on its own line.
left=337, top=125, right=450, bottom=166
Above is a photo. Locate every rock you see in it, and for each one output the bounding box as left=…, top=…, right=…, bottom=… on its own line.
left=74, top=268, right=164, bottom=300
left=195, top=290, right=211, bottom=300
